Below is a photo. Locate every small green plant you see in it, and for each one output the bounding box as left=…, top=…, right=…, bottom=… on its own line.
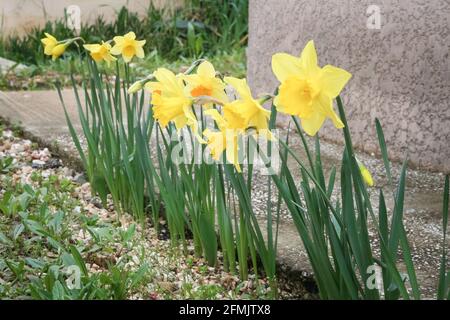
left=99, top=263, right=149, bottom=300
left=195, top=284, right=224, bottom=299
left=0, top=156, right=15, bottom=174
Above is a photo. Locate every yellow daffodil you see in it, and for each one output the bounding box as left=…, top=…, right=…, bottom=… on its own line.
left=41, top=33, right=68, bottom=60
left=83, top=42, right=116, bottom=65
left=146, top=68, right=200, bottom=138
left=110, top=32, right=146, bottom=63
left=182, top=61, right=228, bottom=105
left=203, top=109, right=244, bottom=172
left=357, top=159, right=374, bottom=187
left=41, top=33, right=58, bottom=56
left=224, top=77, right=271, bottom=134
left=272, top=40, right=352, bottom=136
left=202, top=77, right=274, bottom=171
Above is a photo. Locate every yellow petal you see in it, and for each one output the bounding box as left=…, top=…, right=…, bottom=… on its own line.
left=223, top=103, right=246, bottom=129
left=299, top=40, right=319, bottom=76
left=273, top=94, right=285, bottom=113
left=124, top=32, right=136, bottom=40
left=204, top=109, right=227, bottom=131
left=43, top=44, right=55, bottom=56
left=41, top=38, right=54, bottom=46
left=83, top=44, right=100, bottom=52
left=112, top=36, right=125, bottom=46
left=211, top=87, right=229, bottom=104
left=197, top=61, right=216, bottom=78
left=203, top=129, right=226, bottom=160
left=122, top=53, right=133, bottom=63
left=172, top=113, right=188, bottom=130
left=153, top=68, right=183, bottom=96
left=224, top=131, right=241, bottom=172
left=317, top=94, right=344, bottom=129
left=320, top=65, right=352, bottom=98
left=145, top=81, right=162, bottom=93
left=249, top=109, right=270, bottom=131
left=224, top=77, right=252, bottom=101
left=135, top=46, right=145, bottom=59
left=44, top=33, right=57, bottom=42
left=271, top=53, right=302, bottom=83
left=300, top=111, right=326, bottom=136
left=109, top=45, right=123, bottom=55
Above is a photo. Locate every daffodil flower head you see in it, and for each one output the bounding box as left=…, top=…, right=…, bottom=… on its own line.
left=357, top=159, right=374, bottom=187
left=110, top=32, right=146, bottom=63
left=83, top=41, right=116, bottom=65
left=224, top=77, right=271, bottom=137
left=148, top=68, right=203, bottom=142
left=41, top=33, right=58, bottom=56
left=183, top=61, right=228, bottom=106
left=272, top=40, right=352, bottom=136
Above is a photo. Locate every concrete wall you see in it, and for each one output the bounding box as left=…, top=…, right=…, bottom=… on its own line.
left=0, top=0, right=183, bottom=36
left=248, top=0, right=450, bottom=172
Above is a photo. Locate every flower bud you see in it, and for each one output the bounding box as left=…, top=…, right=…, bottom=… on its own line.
left=127, top=81, right=143, bottom=94
left=357, top=160, right=374, bottom=187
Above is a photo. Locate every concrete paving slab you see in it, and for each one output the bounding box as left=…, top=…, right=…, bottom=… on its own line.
left=0, top=89, right=81, bottom=137
left=0, top=57, right=27, bottom=74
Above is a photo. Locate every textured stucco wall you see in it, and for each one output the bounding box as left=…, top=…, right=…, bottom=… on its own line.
left=248, top=0, right=450, bottom=172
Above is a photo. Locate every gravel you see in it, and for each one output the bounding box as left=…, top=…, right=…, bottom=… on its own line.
left=1, top=126, right=311, bottom=299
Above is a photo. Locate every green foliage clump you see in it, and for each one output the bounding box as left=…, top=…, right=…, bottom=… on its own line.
left=0, top=1, right=248, bottom=66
